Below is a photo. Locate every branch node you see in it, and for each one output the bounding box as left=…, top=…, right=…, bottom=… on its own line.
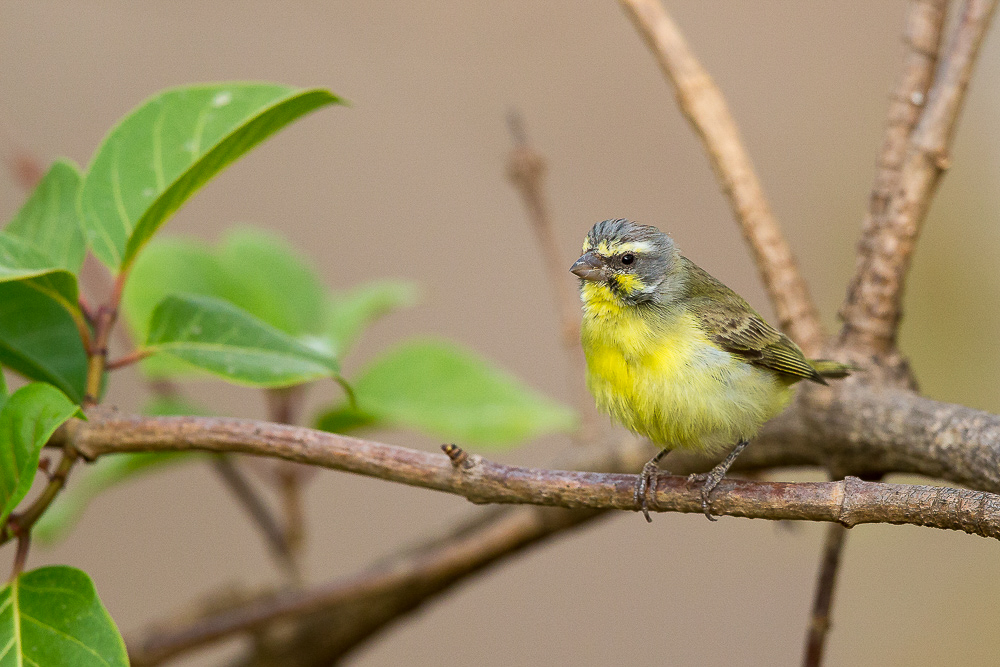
left=442, top=444, right=471, bottom=469
left=933, top=150, right=952, bottom=170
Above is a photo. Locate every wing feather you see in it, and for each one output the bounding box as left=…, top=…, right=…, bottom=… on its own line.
left=680, top=257, right=822, bottom=384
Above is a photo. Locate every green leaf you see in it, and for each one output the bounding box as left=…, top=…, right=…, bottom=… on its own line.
left=0, top=232, right=79, bottom=314
left=314, top=405, right=378, bottom=435
left=0, top=282, right=88, bottom=402
left=79, top=83, right=343, bottom=272
left=123, top=237, right=232, bottom=341
left=217, top=228, right=326, bottom=336
left=324, top=281, right=418, bottom=357
left=0, top=565, right=128, bottom=666
left=5, top=159, right=86, bottom=273
left=122, top=238, right=233, bottom=378
left=318, top=339, right=576, bottom=447
left=0, top=383, right=81, bottom=526
left=145, top=294, right=338, bottom=387
left=0, top=367, right=7, bottom=404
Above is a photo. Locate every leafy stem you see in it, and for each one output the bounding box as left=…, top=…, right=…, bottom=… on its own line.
left=83, top=269, right=129, bottom=406
left=2, top=446, right=79, bottom=548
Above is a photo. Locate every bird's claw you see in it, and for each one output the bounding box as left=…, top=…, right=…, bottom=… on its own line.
left=687, top=471, right=722, bottom=521
left=634, top=460, right=664, bottom=523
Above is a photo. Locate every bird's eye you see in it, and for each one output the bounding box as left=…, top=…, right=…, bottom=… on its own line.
left=620, top=253, right=635, bottom=265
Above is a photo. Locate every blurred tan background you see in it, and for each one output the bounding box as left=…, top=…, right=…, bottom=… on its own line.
left=2, top=1, right=999, bottom=665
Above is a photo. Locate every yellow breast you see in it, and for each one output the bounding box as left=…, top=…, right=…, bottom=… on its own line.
left=579, top=283, right=794, bottom=452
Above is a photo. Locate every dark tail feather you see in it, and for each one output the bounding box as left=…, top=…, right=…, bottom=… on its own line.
left=809, top=359, right=853, bottom=380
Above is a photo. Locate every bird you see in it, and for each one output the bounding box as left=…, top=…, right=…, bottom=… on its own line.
left=570, top=219, right=849, bottom=521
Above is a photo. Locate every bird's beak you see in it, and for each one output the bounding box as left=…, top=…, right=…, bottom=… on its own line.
left=570, top=251, right=605, bottom=281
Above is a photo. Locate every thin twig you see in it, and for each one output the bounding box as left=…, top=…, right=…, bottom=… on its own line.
left=1, top=447, right=79, bottom=545
left=505, top=111, right=600, bottom=440
left=83, top=270, right=129, bottom=406
left=9, top=533, right=30, bottom=581
left=210, top=456, right=298, bottom=580
left=264, top=385, right=309, bottom=580
left=803, top=523, right=848, bottom=667
left=844, top=0, right=948, bottom=309
left=505, top=112, right=582, bottom=349
left=106, top=348, right=152, bottom=371
left=618, top=0, right=824, bottom=354
left=838, top=0, right=998, bottom=354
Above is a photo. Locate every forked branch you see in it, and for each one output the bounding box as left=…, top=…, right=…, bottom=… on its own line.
left=839, top=0, right=998, bottom=354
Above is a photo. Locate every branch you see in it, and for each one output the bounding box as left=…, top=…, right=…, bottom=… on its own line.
left=60, top=403, right=1000, bottom=533
left=803, top=523, right=849, bottom=667
left=618, top=0, right=824, bottom=354
left=130, top=505, right=607, bottom=666
left=844, top=0, right=947, bottom=310
left=838, top=0, right=997, bottom=354
left=88, top=376, right=1000, bottom=664
left=505, top=112, right=581, bottom=350
left=210, top=456, right=298, bottom=580
left=130, top=427, right=657, bottom=666
left=124, top=458, right=1000, bottom=664
left=505, top=112, right=600, bottom=440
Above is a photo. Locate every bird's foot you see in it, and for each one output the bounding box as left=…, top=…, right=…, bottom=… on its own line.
left=634, top=460, right=669, bottom=523
left=686, top=468, right=727, bottom=522
left=687, top=439, right=750, bottom=521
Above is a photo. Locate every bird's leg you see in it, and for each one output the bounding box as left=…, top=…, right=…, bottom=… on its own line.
left=634, top=448, right=671, bottom=523
left=688, top=439, right=750, bottom=521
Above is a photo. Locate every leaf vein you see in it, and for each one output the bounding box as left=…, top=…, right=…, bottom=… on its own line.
left=20, top=612, right=112, bottom=666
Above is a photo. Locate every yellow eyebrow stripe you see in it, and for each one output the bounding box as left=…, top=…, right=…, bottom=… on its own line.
left=594, top=239, right=654, bottom=256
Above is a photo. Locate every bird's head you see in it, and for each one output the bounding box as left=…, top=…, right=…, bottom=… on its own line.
left=570, top=219, right=682, bottom=307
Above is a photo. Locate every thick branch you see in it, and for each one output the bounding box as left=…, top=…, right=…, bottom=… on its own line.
left=92, top=378, right=1000, bottom=664
left=839, top=0, right=997, bottom=353
left=130, top=438, right=655, bottom=666
left=618, top=0, right=824, bottom=353
left=130, top=506, right=606, bottom=666
left=132, top=471, right=999, bottom=666
left=66, top=378, right=1000, bottom=498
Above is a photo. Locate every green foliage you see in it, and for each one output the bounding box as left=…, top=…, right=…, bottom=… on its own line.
left=0, top=78, right=581, bottom=656
left=5, top=159, right=86, bottom=273
left=0, top=383, right=81, bottom=526
left=0, top=165, right=88, bottom=402
left=124, top=229, right=327, bottom=339
left=80, top=83, right=342, bottom=272
left=0, top=566, right=128, bottom=666
left=316, top=340, right=576, bottom=447
left=324, top=281, right=418, bottom=357
left=123, top=231, right=417, bottom=379
left=0, top=232, right=79, bottom=309
left=145, top=294, right=339, bottom=387
left=217, top=229, right=327, bottom=336
left=0, top=282, right=89, bottom=402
